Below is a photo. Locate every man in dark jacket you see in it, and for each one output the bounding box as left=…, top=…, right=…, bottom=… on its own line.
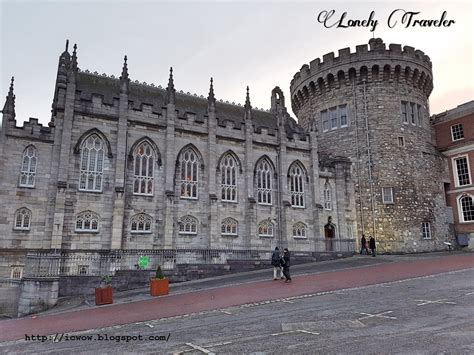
left=281, top=248, right=292, bottom=282
left=369, top=236, right=376, bottom=257
left=271, top=247, right=283, bottom=280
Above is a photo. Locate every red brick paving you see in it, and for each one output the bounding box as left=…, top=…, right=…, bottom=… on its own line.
left=1, top=254, right=473, bottom=342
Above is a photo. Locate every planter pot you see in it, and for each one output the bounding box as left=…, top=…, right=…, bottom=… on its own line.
left=150, top=278, right=169, bottom=296
left=95, top=286, right=113, bottom=305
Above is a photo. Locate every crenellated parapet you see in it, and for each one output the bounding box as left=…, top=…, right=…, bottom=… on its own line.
left=290, top=38, right=434, bottom=116
left=6, top=117, right=55, bottom=143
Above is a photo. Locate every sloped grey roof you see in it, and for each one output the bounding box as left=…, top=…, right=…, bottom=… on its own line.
left=76, top=72, right=306, bottom=138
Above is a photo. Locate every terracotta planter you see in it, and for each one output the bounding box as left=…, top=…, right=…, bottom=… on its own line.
left=150, top=278, right=169, bottom=296
left=95, top=286, right=113, bottom=305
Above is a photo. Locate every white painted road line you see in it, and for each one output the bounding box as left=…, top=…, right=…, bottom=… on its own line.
left=220, top=310, right=232, bottom=315
left=271, top=330, right=320, bottom=336
left=184, top=342, right=215, bottom=354
left=358, top=311, right=397, bottom=321
left=415, top=299, right=457, bottom=306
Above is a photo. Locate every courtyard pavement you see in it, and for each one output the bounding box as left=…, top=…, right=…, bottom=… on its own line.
left=0, top=251, right=473, bottom=347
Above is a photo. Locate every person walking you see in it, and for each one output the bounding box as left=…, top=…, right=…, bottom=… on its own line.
left=281, top=248, right=292, bottom=283
left=271, top=247, right=283, bottom=280
left=360, top=234, right=369, bottom=255
left=369, top=236, right=376, bottom=257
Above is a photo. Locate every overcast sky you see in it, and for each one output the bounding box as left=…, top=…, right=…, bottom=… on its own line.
left=1, top=0, right=472, bottom=126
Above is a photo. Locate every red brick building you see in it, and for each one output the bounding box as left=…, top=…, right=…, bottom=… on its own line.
left=433, top=100, right=474, bottom=248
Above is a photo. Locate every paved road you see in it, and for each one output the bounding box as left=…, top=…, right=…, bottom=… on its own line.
left=1, top=253, right=473, bottom=354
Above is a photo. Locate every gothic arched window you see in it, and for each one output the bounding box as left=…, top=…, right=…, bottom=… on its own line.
left=75, top=211, right=99, bottom=232
left=258, top=219, right=274, bottom=238
left=292, top=222, right=307, bottom=238
left=289, top=162, right=305, bottom=208
left=79, top=134, right=105, bottom=192
left=19, top=146, right=37, bottom=187
left=178, top=147, right=199, bottom=199
left=14, top=208, right=31, bottom=230
left=221, top=217, right=238, bottom=236
left=130, top=213, right=152, bottom=233
left=459, top=195, right=474, bottom=222
left=179, top=215, right=198, bottom=234
left=256, top=158, right=273, bottom=205
left=220, top=153, right=237, bottom=202
left=133, top=141, right=154, bottom=195
left=324, top=182, right=332, bottom=210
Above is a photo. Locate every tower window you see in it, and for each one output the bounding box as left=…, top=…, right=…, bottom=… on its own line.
left=382, top=187, right=394, bottom=204
left=422, top=222, right=432, bottom=239
left=401, top=101, right=408, bottom=124
left=398, top=137, right=405, bottom=147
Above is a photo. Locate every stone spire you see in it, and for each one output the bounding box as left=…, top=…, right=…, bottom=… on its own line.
left=120, top=55, right=130, bottom=94
left=71, top=44, right=78, bottom=71
left=207, top=77, right=216, bottom=107
left=165, top=67, right=176, bottom=105
left=244, top=86, right=252, bottom=120
left=2, top=76, right=16, bottom=119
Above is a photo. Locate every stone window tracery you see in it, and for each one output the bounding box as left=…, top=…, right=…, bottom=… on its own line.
left=289, top=163, right=305, bottom=208
left=79, top=134, right=105, bottom=192
left=221, top=217, right=238, bottom=236
left=130, top=213, right=152, bottom=233
left=324, top=182, right=332, bottom=210
left=258, top=219, right=274, bottom=238
left=292, top=222, right=307, bottom=239
left=133, top=141, right=154, bottom=195
left=75, top=211, right=99, bottom=232
left=220, top=153, right=237, bottom=202
left=19, top=146, right=37, bottom=187
left=179, top=215, right=198, bottom=235
left=14, top=208, right=31, bottom=230
left=256, top=158, right=273, bottom=205
left=178, top=148, right=199, bottom=199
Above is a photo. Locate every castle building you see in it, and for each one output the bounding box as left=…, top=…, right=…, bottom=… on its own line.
left=290, top=38, right=452, bottom=252
left=0, top=41, right=356, bottom=278
left=432, top=101, right=474, bottom=248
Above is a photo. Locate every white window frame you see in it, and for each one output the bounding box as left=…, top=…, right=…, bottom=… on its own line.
left=14, top=208, right=31, bottom=231
left=130, top=213, right=153, bottom=234
left=19, top=146, right=37, bottom=188
left=178, top=148, right=199, bottom=200
left=220, top=154, right=238, bottom=202
left=382, top=187, right=394, bottom=204
left=79, top=134, right=105, bottom=192
left=289, top=164, right=305, bottom=208
left=324, top=182, right=332, bottom=210
left=256, top=159, right=273, bottom=205
left=292, top=222, right=307, bottom=239
left=321, top=110, right=329, bottom=132
left=133, top=141, right=154, bottom=196
left=221, top=217, right=238, bottom=236
left=179, top=215, right=198, bottom=235
left=410, top=102, right=416, bottom=125
left=452, top=155, right=472, bottom=187
left=339, top=105, right=348, bottom=127
left=450, top=123, right=464, bottom=142
left=10, top=265, right=24, bottom=279
left=422, top=222, right=432, bottom=240
left=258, top=219, right=274, bottom=238
left=330, top=107, right=338, bottom=130
left=458, top=194, right=474, bottom=223
left=75, top=211, right=100, bottom=232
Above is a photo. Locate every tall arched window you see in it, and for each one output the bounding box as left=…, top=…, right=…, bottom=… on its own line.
left=324, top=182, right=332, bottom=210
left=258, top=219, right=274, bottom=238
left=178, top=147, right=199, bottom=199
left=179, top=215, right=198, bottom=234
left=19, top=146, right=37, bottom=187
left=130, top=213, right=152, bottom=233
left=292, top=222, right=307, bottom=239
left=133, top=141, right=154, bottom=195
left=220, top=153, right=237, bottom=202
left=221, top=217, right=238, bottom=236
left=79, top=134, right=104, bottom=192
left=459, top=195, right=474, bottom=222
left=14, top=208, right=31, bottom=230
left=289, top=163, right=305, bottom=208
left=75, top=211, right=100, bottom=232
left=256, top=158, right=273, bottom=205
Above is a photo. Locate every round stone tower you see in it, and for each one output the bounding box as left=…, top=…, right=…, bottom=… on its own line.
left=290, top=38, right=451, bottom=253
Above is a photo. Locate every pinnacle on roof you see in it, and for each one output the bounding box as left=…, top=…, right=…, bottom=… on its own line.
left=166, top=67, right=176, bottom=105
left=245, top=86, right=252, bottom=110
left=120, top=55, right=129, bottom=81
left=2, top=76, right=16, bottom=119
left=71, top=43, right=78, bottom=71
left=208, top=77, right=216, bottom=105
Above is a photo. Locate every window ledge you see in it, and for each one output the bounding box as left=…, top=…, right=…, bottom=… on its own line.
left=13, top=228, right=30, bottom=232
left=222, top=200, right=238, bottom=204
left=293, top=236, right=307, bottom=239
left=179, top=232, right=197, bottom=235
left=222, top=234, right=238, bottom=237
left=75, top=230, right=100, bottom=234
left=291, top=205, right=306, bottom=209
left=259, top=235, right=274, bottom=238
left=180, top=197, right=199, bottom=200
left=18, top=185, right=35, bottom=189
left=130, top=231, right=152, bottom=234
left=79, top=189, right=103, bottom=194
